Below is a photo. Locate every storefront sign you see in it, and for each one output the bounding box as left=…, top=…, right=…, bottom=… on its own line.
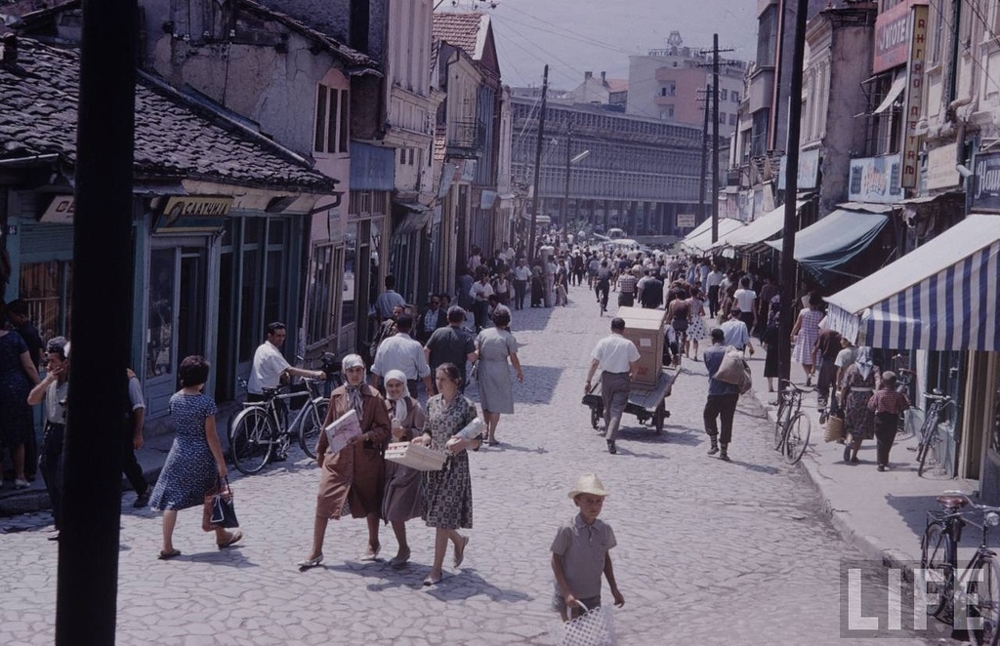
left=925, top=143, right=960, bottom=191
left=900, top=4, right=928, bottom=189
left=350, top=142, right=396, bottom=191
left=676, top=213, right=696, bottom=228
left=874, top=0, right=924, bottom=73
left=972, top=151, right=1000, bottom=211
left=848, top=154, right=903, bottom=203
left=40, top=195, right=76, bottom=224
left=777, top=148, right=820, bottom=191
left=156, top=195, right=234, bottom=232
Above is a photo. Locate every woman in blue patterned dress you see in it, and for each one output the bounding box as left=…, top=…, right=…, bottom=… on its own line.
left=150, top=356, right=241, bottom=559
left=412, top=363, right=481, bottom=585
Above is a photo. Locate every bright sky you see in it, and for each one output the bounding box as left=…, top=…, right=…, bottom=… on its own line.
left=444, top=0, right=759, bottom=89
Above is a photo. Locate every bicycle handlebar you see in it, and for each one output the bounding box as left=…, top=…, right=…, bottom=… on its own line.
left=923, top=391, right=953, bottom=403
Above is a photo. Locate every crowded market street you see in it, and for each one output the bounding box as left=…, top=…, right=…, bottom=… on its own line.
left=0, top=282, right=952, bottom=645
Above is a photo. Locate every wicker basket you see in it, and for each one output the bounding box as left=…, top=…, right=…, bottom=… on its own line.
left=824, top=415, right=845, bottom=443
left=561, top=602, right=616, bottom=646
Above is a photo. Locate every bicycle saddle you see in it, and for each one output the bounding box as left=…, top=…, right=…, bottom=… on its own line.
left=936, top=495, right=969, bottom=510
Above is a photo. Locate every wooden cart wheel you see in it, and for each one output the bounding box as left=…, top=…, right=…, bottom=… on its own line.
left=654, top=401, right=666, bottom=434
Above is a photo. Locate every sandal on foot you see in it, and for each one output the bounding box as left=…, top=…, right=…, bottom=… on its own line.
left=359, top=542, right=381, bottom=562
left=158, top=549, right=181, bottom=560
left=297, top=553, right=324, bottom=569
left=423, top=572, right=442, bottom=586
left=389, top=549, right=411, bottom=568
left=217, top=530, right=243, bottom=549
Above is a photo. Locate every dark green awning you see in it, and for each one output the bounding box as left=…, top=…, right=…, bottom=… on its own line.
left=767, top=209, right=888, bottom=285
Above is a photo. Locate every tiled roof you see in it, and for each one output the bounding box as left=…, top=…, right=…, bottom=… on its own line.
left=433, top=12, right=486, bottom=60
left=605, top=79, right=628, bottom=93
left=0, top=38, right=333, bottom=191
left=241, top=0, right=376, bottom=69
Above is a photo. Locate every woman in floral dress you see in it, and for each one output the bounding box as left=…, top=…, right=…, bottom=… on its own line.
left=685, top=288, right=707, bottom=361
left=413, top=363, right=481, bottom=585
left=840, top=346, right=880, bottom=464
left=150, top=355, right=241, bottom=559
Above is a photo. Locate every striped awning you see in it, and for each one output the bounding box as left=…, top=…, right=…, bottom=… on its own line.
left=680, top=218, right=745, bottom=253
left=826, top=214, right=1000, bottom=351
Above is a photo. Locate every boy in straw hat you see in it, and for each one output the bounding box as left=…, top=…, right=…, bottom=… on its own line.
left=551, top=473, right=625, bottom=621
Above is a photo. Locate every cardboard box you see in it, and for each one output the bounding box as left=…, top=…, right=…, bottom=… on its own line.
left=616, top=306, right=667, bottom=326
left=619, top=316, right=664, bottom=386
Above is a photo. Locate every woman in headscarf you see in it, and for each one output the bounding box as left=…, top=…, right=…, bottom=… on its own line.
left=298, top=354, right=391, bottom=568
left=381, top=369, right=426, bottom=567
left=839, top=346, right=880, bottom=464
left=761, top=295, right=781, bottom=393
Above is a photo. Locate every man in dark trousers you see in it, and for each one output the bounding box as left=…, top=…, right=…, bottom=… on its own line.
left=636, top=270, right=663, bottom=309
left=584, top=317, right=640, bottom=455
left=124, top=368, right=151, bottom=507
left=424, top=306, right=478, bottom=392
left=6, top=299, right=42, bottom=480
left=703, top=328, right=740, bottom=462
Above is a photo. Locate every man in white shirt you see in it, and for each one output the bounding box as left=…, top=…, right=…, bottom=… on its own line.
left=249, top=323, right=325, bottom=460
left=512, top=257, right=532, bottom=310
left=585, top=318, right=641, bottom=455
left=469, top=272, right=495, bottom=332
left=706, top=265, right=724, bottom=318
left=371, top=314, right=434, bottom=398
left=732, top=276, right=757, bottom=332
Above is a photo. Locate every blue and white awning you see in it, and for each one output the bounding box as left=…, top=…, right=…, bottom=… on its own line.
left=826, top=214, right=1000, bottom=351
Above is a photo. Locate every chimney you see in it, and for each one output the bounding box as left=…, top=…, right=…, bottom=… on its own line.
left=1, top=34, right=16, bottom=65
left=584, top=71, right=593, bottom=80
left=601, top=71, right=606, bottom=84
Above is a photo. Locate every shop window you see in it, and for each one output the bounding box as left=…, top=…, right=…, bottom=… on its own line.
left=305, top=244, right=336, bottom=344
left=19, top=260, right=72, bottom=342
left=314, top=85, right=349, bottom=154
left=341, top=224, right=358, bottom=329
left=147, top=249, right=174, bottom=379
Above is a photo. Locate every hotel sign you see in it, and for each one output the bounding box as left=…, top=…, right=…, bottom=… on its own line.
left=900, top=4, right=928, bottom=189
left=873, top=0, right=926, bottom=73
left=973, top=152, right=1000, bottom=211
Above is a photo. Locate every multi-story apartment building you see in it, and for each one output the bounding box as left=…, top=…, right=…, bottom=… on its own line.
left=628, top=32, right=746, bottom=138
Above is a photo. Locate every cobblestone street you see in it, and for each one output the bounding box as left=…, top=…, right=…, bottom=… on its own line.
left=0, top=283, right=956, bottom=645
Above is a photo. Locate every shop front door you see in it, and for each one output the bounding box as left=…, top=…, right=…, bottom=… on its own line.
left=145, top=244, right=210, bottom=418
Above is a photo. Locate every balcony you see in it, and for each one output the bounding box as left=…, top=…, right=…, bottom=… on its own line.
left=447, top=120, right=485, bottom=158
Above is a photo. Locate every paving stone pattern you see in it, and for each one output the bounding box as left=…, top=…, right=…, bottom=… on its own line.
left=0, top=283, right=954, bottom=645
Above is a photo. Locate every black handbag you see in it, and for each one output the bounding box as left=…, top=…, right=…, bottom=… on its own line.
left=209, top=477, right=239, bottom=529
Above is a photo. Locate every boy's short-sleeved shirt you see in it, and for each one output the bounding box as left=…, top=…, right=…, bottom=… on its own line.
left=551, top=513, right=617, bottom=599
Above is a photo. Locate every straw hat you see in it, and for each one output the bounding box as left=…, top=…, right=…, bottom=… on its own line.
left=568, top=473, right=610, bottom=499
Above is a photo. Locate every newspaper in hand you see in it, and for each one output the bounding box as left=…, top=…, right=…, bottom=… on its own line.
left=455, top=417, right=486, bottom=441
left=324, top=409, right=363, bottom=454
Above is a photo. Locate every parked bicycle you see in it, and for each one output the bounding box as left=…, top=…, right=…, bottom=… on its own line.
left=911, top=390, right=956, bottom=477
left=895, top=367, right=916, bottom=440
left=773, top=380, right=812, bottom=465
left=229, top=353, right=341, bottom=475
left=920, top=491, right=1000, bottom=644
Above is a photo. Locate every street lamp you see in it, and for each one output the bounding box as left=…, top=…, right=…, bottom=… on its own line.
left=563, top=135, right=590, bottom=230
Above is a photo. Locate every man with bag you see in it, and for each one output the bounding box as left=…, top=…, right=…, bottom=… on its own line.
left=703, top=329, right=741, bottom=462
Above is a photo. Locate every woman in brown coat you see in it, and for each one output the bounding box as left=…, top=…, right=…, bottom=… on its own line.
left=381, top=369, right=426, bottom=567
left=298, top=354, right=391, bottom=568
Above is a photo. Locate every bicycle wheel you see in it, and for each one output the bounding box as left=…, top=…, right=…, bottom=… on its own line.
left=968, top=554, right=1000, bottom=646
left=230, top=407, right=274, bottom=475
left=919, top=522, right=952, bottom=618
left=774, top=397, right=790, bottom=450
left=782, top=412, right=811, bottom=465
left=299, top=400, right=329, bottom=459
left=918, top=430, right=938, bottom=477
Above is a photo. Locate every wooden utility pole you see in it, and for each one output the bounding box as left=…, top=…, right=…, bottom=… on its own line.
left=57, top=0, right=135, bottom=643
left=528, top=65, right=548, bottom=264
left=777, top=0, right=809, bottom=383
left=711, top=33, right=720, bottom=244
left=698, top=84, right=710, bottom=228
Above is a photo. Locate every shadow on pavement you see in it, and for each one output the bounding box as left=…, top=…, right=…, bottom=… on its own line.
left=510, top=307, right=556, bottom=332
left=511, top=366, right=564, bottom=405
left=321, top=561, right=533, bottom=604
left=725, top=459, right=780, bottom=475
left=423, top=568, right=532, bottom=604
left=488, top=443, right=548, bottom=455
left=176, top=546, right=256, bottom=568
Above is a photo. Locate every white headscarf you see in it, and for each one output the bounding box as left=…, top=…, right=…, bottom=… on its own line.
left=342, top=354, right=367, bottom=416
left=383, top=369, right=409, bottom=422
left=855, top=346, right=874, bottom=382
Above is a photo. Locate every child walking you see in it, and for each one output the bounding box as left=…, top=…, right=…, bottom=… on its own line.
left=551, top=473, right=625, bottom=621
